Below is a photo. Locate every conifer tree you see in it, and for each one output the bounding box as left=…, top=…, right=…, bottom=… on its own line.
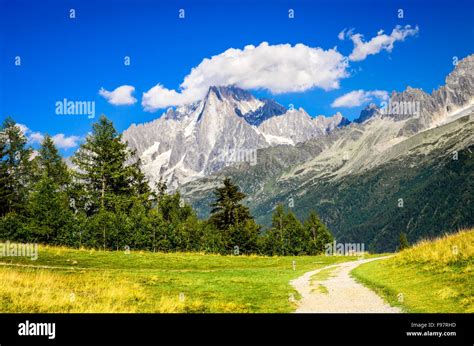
left=72, top=115, right=135, bottom=212
left=0, top=117, right=32, bottom=216
left=209, top=177, right=254, bottom=251
left=209, top=177, right=251, bottom=230
left=303, top=211, right=334, bottom=254
left=72, top=115, right=151, bottom=249
left=34, top=134, right=70, bottom=187
left=266, top=204, right=286, bottom=254
left=28, top=176, right=73, bottom=243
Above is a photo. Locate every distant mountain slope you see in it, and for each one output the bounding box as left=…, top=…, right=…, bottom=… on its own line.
left=126, top=54, right=473, bottom=252
left=179, top=55, right=474, bottom=251
left=182, top=113, right=473, bottom=252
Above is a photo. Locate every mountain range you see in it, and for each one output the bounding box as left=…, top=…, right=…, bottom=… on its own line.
left=123, top=54, right=474, bottom=251
left=123, top=86, right=348, bottom=188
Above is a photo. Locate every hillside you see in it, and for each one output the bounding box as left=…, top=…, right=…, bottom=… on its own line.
left=182, top=113, right=474, bottom=252
left=352, top=229, right=474, bottom=312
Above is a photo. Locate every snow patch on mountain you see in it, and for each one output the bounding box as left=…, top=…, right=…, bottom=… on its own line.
left=123, top=86, right=347, bottom=188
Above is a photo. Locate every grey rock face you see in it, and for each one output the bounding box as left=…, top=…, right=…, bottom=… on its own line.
left=258, top=110, right=348, bottom=145
left=123, top=54, right=473, bottom=190
left=123, top=86, right=347, bottom=188
left=181, top=55, right=474, bottom=210
left=354, top=103, right=380, bottom=123
left=352, top=55, right=474, bottom=130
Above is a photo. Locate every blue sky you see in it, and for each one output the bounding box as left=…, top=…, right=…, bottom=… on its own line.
left=1, top=0, right=473, bottom=154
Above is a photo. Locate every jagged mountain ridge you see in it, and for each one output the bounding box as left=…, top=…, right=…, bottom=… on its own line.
left=354, top=55, right=474, bottom=130
left=123, top=85, right=348, bottom=188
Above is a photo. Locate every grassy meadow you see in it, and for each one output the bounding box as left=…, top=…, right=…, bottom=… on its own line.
left=0, top=246, right=359, bottom=313
left=351, top=228, right=474, bottom=313
left=1, top=229, right=471, bottom=313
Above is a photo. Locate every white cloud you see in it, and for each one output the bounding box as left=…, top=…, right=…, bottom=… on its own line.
left=342, top=25, right=419, bottom=61
left=29, top=131, right=44, bottom=144
left=99, top=85, right=137, bottom=105
left=338, top=30, right=345, bottom=41
left=331, top=90, right=389, bottom=108
left=142, top=85, right=189, bottom=111
left=17, top=123, right=29, bottom=135
left=17, top=124, right=42, bottom=144
left=338, top=28, right=354, bottom=41
left=17, top=123, right=80, bottom=150
left=51, top=134, right=80, bottom=150
left=142, top=42, right=349, bottom=111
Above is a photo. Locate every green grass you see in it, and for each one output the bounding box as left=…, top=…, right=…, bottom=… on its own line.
left=311, top=284, right=329, bottom=294
left=0, top=245, right=359, bottom=313
left=351, top=229, right=474, bottom=313
left=310, top=266, right=337, bottom=283
left=309, top=266, right=338, bottom=295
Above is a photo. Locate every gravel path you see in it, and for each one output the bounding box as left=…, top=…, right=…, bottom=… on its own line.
left=290, top=257, right=401, bottom=313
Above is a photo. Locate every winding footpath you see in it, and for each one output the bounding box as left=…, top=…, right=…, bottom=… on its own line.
left=290, top=257, right=402, bottom=313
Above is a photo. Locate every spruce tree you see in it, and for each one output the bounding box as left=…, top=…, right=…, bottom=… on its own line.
left=209, top=177, right=251, bottom=230
left=72, top=115, right=150, bottom=249
left=27, top=135, right=74, bottom=243
left=228, top=219, right=260, bottom=254
left=28, top=176, right=73, bottom=243
left=265, top=204, right=324, bottom=255
left=34, top=134, right=70, bottom=187
left=0, top=117, right=32, bottom=216
left=303, top=211, right=334, bottom=255
left=72, top=115, right=134, bottom=211
left=263, top=204, right=285, bottom=255
left=209, top=177, right=254, bottom=251
left=283, top=210, right=304, bottom=255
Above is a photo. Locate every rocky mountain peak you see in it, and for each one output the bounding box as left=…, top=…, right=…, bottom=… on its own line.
left=204, top=85, right=287, bottom=125
left=354, top=103, right=380, bottom=123
left=207, top=85, right=254, bottom=102
left=446, top=54, right=474, bottom=86
left=123, top=86, right=353, bottom=188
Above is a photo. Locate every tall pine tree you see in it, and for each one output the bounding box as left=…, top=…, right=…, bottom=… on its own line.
left=72, top=115, right=135, bottom=212
left=33, top=134, right=70, bottom=187
left=27, top=135, right=74, bottom=243
left=209, top=177, right=256, bottom=252
left=209, top=177, right=251, bottom=229
left=303, top=211, right=334, bottom=255
left=71, top=115, right=151, bottom=249
left=0, top=117, right=32, bottom=216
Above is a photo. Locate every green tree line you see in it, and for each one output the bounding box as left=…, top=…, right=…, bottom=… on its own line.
left=0, top=115, right=333, bottom=255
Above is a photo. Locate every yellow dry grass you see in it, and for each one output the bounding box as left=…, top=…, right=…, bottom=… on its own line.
left=0, top=268, right=243, bottom=313
left=394, top=228, right=473, bottom=265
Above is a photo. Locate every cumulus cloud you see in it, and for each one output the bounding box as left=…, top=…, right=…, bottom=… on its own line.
left=331, top=90, right=389, bottom=108
left=51, top=134, right=80, bottom=149
left=29, top=131, right=44, bottom=144
left=17, top=123, right=29, bottom=135
left=338, top=28, right=354, bottom=41
left=340, top=25, right=419, bottom=61
left=142, top=42, right=349, bottom=111
left=99, top=85, right=137, bottom=105
left=17, top=124, right=80, bottom=150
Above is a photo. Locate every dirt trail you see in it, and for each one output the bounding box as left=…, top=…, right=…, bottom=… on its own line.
left=290, top=257, right=401, bottom=313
